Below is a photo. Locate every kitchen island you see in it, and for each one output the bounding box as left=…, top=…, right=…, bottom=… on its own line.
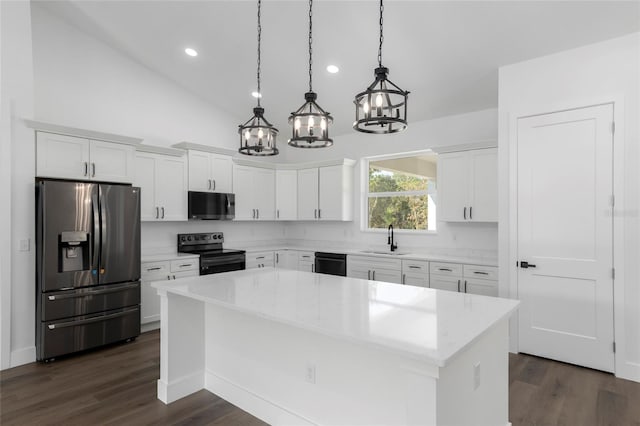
left=153, top=268, right=519, bottom=426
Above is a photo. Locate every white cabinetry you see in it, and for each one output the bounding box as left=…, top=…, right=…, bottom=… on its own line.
left=275, top=250, right=298, bottom=269
left=188, top=150, right=233, bottom=193
left=141, top=257, right=199, bottom=327
left=233, top=165, right=275, bottom=221
left=438, top=148, right=497, bottom=222
left=429, top=262, right=464, bottom=292
left=297, top=163, right=353, bottom=221
left=134, top=151, right=187, bottom=221
left=298, top=251, right=315, bottom=272
left=401, top=260, right=430, bottom=287
left=36, top=132, right=134, bottom=183
left=429, top=261, right=498, bottom=296
left=347, top=255, right=402, bottom=284
left=275, top=170, right=297, bottom=220
left=246, top=251, right=275, bottom=269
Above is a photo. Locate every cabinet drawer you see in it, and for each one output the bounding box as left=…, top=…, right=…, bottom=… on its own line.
left=402, top=260, right=429, bottom=274
left=170, top=258, right=199, bottom=273
left=298, top=251, right=315, bottom=261
left=247, top=251, right=274, bottom=269
left=430, top=262, right=463, bottom=277
left=463, top=264, right=498, bottom=280
left=141, top=261, right=170, bottom=278
left=348, top=255, right=402, bottom=270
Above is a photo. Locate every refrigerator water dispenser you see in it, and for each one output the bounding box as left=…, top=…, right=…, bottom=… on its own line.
left=59, top=231, right=89, bottom=272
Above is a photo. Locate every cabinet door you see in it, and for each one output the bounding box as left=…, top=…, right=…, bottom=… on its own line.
left=188, top=150, right=212, bottom=191
left=318, top=165, right=344, bottom=220
left=36, top=132, right=90, bottom=180
left=133, top=153, right=159, bottom=221
left=297, top=168, right=319, bottom=220
left=299, top=260, right=314, bottom=273
left=464, top=278, right=498, bottom=297
left=90, top=140, right=134, bottom=183
left=232, top=165, right=255, bottom=220
left=211, top=154, right=233, bottom=193
left=430, top=275, right=461, bottom=292
left=372, top=269, right=402, bottom=284
left=438, top=152, right=470, bottom=222
left=156, top=156, right=188, bottom=221
left=469, top=148, right=498, bottom=222
left=403, top=273, right=429, bottom=288
left=275, top=251, right=298, bottom=270
left=255, top=168, right=275, bottom=220
left=141, top=266, right=169, bottom=324
left=276, top=170, right=298, bottom=220
left=347, top=264, right=370, bottom=280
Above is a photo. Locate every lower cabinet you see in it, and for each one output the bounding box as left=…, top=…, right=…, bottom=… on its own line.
left=401, top=260, right=429, bottom=287
left=275, top=250, right=298, bottom=270
left=429, top=261, right=498, bottom=296
left=141, top=257, right=199, bottom=326
left=246, top=251, right=275, bottom=269
left=298, top=251, right=315, bottom=272
left=347, top=255, right=402, bottom=284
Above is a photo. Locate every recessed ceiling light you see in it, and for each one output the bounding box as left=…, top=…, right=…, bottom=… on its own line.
left=251, top=91, right=262, bottom=98
left=326, top=65, right=339, bottom=74
left=185, top=48, right=198, bottom=57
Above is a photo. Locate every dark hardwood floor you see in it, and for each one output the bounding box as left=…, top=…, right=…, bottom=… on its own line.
left=2, top=330, right=639, bottom=425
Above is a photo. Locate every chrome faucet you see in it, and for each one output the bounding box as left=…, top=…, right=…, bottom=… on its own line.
left=387, top=224, right=398, bottom=252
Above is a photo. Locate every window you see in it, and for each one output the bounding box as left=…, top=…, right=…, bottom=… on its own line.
left=365, top=152, right=437, bottom=231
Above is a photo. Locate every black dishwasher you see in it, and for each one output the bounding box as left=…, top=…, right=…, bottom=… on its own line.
left=314, top=252, right=347, bottom=276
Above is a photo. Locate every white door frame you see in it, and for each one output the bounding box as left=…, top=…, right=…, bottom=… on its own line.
left=505, top=94, right=627, bottom=378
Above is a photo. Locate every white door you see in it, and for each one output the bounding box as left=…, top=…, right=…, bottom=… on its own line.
left=232, top=165, right=255, bottom=220
left=318, top=165, right=343, bottom=220
left=255, top=168, right=275, bottom=220
left=211, top=154, right=233, bottom=193
left=297, top=168, right=319, bottom=220
left=517, top=103, right=614, bottom=372
left=36, top=132, right=90, bottom=180
left=469, top=148, right=498, bottom=222
left=276, top=170, right=298, bottom=220
left=157, top=156, right=187, bottom=221
left=438, top=152, right=469, bottom=222
left=133, top=153, right=158, bottom=221
left=188, top=150, right=212, bottom=191
left=89, top=140, right=134, bottom=183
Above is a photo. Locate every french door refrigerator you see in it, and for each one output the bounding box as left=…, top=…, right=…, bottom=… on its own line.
left=36, top=179, right=141, bottom=361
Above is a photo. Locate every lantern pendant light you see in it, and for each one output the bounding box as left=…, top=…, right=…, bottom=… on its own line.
left=239, top=0, right=279, bottom=156
left=353, top=0, right=409, bottom=134
left=288, top=0, right=333, bottom=149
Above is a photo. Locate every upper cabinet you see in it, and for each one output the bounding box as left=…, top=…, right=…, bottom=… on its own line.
left=187, top=150, right=233, bottom=193
left=297, top=163, right=354, bottom=221
left=275, top=170, right=297, bottom=220
left=438, top=148, right=497, bottom=222
left=134, top=150, right=187, bottom=221
left=233, top=165, right=275, bottom=221
left=36, top=132, right=135, bottom=183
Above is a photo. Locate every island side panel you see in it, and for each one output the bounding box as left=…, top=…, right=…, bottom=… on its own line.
left=157, top=291, right=205, bottom=404
left=203, top=303, right=440, bottom=426
left=436, top=320, right=510, bottom=426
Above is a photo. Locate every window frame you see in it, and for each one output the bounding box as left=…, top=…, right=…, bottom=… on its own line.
left=361, top=150, right=438, bottom=234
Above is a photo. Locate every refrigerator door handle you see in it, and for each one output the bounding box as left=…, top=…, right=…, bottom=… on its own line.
left=47, top=308, right=137, bottom=330
left=99, top=187, right=107, bottom=273
left=91, top=191, right=101, bottom=272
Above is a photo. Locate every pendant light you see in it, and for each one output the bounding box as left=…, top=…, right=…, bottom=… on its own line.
left=353, top=0, right=409, bottom=134
left=288, top=0, right=333, bottom=149
left=239, top=0, right=279, bottom=156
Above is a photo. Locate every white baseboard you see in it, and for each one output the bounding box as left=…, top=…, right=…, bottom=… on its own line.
left=616, top=361, right=640, bottom=383
left=205, top=370, right=314, bottom=426
left=157, top=370, right=204, bottom=404
left=10, top=346, right=35, bottom=368
left=141, top=321, right=160, bottom=333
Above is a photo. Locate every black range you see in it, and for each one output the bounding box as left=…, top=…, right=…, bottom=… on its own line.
left=177, top=232, right=246, bottom=275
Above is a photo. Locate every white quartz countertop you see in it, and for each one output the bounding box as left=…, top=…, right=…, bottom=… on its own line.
left=141, top=252, right=199, bottom=263
left=153, top=269, right=518, bottom=366
left=238, top=245, right=497, bottom=267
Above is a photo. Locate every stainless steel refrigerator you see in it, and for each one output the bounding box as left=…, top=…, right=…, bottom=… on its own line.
left=36, top=179, right=141, bottom=361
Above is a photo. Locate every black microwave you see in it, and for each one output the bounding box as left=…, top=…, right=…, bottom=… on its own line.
left=188, top=192, right=235, bottom=220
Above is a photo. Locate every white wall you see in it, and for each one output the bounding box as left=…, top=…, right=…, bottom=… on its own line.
left=0, top=0, right=35, bottom=369
left=282, top=109, right=499, bottom=257
left=498, top=33, right=640, bottom=381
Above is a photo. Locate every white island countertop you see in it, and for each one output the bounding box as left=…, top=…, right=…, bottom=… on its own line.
left=153, top=268, right=518, bottom=366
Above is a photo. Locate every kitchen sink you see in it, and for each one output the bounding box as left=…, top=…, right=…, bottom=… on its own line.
left=360, top=250, right=410, bottom=256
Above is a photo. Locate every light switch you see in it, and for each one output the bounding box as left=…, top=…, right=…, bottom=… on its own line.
left=19, top=239, right=30, bottom=252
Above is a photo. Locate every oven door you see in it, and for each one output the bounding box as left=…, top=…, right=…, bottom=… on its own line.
left=200, top=254, right=246, bottom=275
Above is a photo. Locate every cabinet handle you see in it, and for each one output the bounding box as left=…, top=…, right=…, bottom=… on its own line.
left=277, top=209, right=280, bottom=219
left=91, top=163, right=96, bottom=177
left=147, top=267, right=162, bottom=271
left=276, top=253, right=279, bottom=263
left=84, top=162, right=88, bottom=176
left=318, top=209, right=321, bottom=219
left=463, top=280, right=467, bottom=293
left=439, top=268, right=452, bottom=272
left=408, top=265, right=421, bottom=269
left=302, top=255, right=310, bottom=259
left=256, top=256, right=265, bottom=259
left=373, top=270, right=376, bottom=280
left=473, top=271, right=489, bottom=275
left=155, top=207, right=159, bottom=219
left=463, top=207, right=467, bottom=220
left=367, top=270, right=371, bottom=280
left=179, top=264, right=192, bottom=268
left=257, top=209, right=259, bottom=219
left=457, top=279, right=461, bottom=292
left=252, top=209, right=255, bottom=219
left=212, top=179, right=216, bottom=191
left=173, top=274, right=176, bottom=280
left=208, top=179, right=212, bottom=190
left=402, top=274, right=406, bottom=284
left=314, top=209, right=317, bottom=219
left=161, top=207, right=165, bottom=219
left=167, top=275, right=171, bottom=280
left=469, top=206, right=473, bottom=220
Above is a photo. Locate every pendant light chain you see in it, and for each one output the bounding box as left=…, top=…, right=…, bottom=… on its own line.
left=378, top=0, right=384, bottom=68
left=256, top=0, right=262, bottom=106
left=308, top=0, right=313, bottom=92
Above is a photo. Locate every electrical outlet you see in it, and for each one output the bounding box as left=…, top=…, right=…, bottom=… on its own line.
left=305, top=363, right=316, bottom=384
left=473, top=362, right=481, bottom=390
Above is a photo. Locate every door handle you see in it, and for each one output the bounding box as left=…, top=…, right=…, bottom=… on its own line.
left=92, top=163, right=96, bottom=177
left=463, top=207, right=467, bottom=220
left=520, top=261, right=537, bottom=269
left=161, top=207, right=165, bottom=219
left=469, top=206, right=473, bottom=220
left=47, top=308, right=137, bottom=329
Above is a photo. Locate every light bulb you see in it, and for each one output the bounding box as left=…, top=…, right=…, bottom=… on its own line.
left=295, top=118, right=301, bottom=129
left=363, top=102, right=370, bottom=113
left=308, top=116, right=314, bottom=128
left=258, top=128, right=264, bottom=138
left=375, top=93, right=383, bottom=107
left=244, top=130, right=251, bottom=141
left=320, top=118, right=326, bottom=130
